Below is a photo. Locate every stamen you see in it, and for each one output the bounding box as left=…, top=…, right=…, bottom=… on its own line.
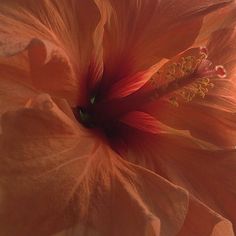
left=169, top=97, right=179, bottom=107
left=200, top=46, right=208, bottom=58
left=148, top=47, right=226, bottom=106
left=88, top=47, right=227, bottom=123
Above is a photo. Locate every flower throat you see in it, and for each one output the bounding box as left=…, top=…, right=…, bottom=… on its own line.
left=73, top=47, right=226, bottom=134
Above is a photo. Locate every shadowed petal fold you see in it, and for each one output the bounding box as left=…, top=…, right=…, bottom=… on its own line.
left=0, top=1, right=236, bottom=236
left=0, top=49, right=36, bottom=115
left=119, top=128, right=236, bottom=233
left=0, top=0, right=108, bottom=105
left=0, top=94, right=190, bottom=236
left=179, top=196, right=234, bottom=236
left=1, top=94, right=232, bottom=236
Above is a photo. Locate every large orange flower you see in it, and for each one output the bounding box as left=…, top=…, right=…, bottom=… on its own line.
left=0, top=0, right=236, bottom=235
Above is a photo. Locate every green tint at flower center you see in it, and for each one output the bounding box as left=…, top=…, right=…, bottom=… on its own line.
left=73, top=95, right=97, bottom=128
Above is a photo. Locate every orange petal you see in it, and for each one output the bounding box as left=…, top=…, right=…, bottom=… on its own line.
left=0, top=35, right=79, bottom=106
left=0, top=99, right=234, bottom=235
left=0, top=94, right=90, bottom=235
left=179, top=195, right=234, bottom=235
left=170, top=148, right=236, bottom=234
left=0, top=0, right=105, bottom=105
left=141, top=39, right=236, bottom=147
left=105, top=61, right=166, bottom=100
left=0, top=94, right=190, bottom=236
left=119, top=111, right=161, bottom=134
left=27, top=39, right=79, bottom=106
left=119, top=111, right=218, bottom=145
left=207, top=27, right=236, bottom=79
left=196, top=9, right=236, bottom=114
left=0, top=49, right=36, bottom=115
left=101, top=0, right=232, bottom=90
left=195, top=2, right=236, bottom=47
left=87, top=0, right=112, bottom=91
left=119, top=129, right=236, bottom=232
left=141, top=20, right=236, bottom=148
left=144, top=99, right=236, bottom=148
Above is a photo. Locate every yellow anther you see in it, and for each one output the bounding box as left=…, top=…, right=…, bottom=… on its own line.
left=169, top=97, right=179, bottom=107
left=199, top=53, right=208, bottom=60
left=168, top=64, right=176, bottom=74
left=200, top=78, right=210, bottom=85
left=180, top=90, right=186, bottom=97
left=208, top=83, right=214, bottom=88
left=152, top=48, right=217, bottom=106
left=198, top=91, right=206, bottom=98
left=165, top=73, right=175, bottom=80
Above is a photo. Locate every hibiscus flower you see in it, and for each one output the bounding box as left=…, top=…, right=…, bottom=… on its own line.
left=0, top=0, right=236, bottom=235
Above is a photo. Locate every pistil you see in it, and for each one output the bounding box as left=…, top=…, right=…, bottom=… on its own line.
left=78, top=47, right=226, bottom=127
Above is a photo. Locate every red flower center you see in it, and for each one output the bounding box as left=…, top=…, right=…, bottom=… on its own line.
left=73, top=47, right=226, bottom=139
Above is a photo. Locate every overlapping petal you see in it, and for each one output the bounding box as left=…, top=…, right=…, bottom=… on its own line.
left=195, top=1, right=236, bottom=46
left=0, top=94, right=193, bottom=236
left=141, top=24, right=236, bottom=147
left=119, top=127, right=236, bottom=233
left=0, top=0, right=108, bottom=105
left=0, top=0, right=236, bottom=235
left=143, top=98, right=236, bottom=147
left=0, top=46, right=37, bottom=117
left=99, top=0, right=233, bottom=92
left=1, top=95, right=233, bottom=235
